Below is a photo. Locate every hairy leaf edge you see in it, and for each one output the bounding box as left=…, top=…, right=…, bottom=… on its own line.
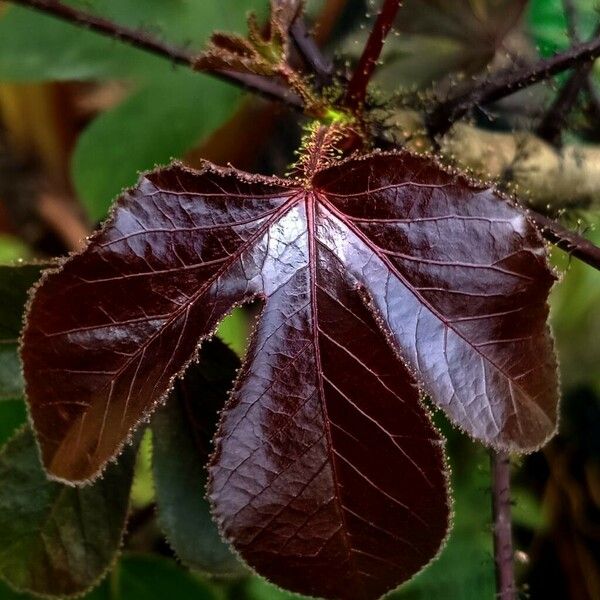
left=19, top=160, right=292, bottom=486
left=316, top=148, right=562, bottom=455
left=205, top=296, right=455, bottom=599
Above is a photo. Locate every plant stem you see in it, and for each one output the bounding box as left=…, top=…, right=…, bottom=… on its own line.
left=536, top=8, right=600, bottom=146
left=529, top=210, right=600, bottom=270
left=427, top=33, right=600, bottom=137
left=290, top=17, right=333, bottom=85
left=490, top=451, right=517, bottom=600
left=5, top=0, right=600, bottom=273
left=536, top=61, right=595, bottom=145
left=562, top=0, right=580, bottom=42
left=5, top=0, right=303, bottom=107
left=344, top=0, right=402, bottom=110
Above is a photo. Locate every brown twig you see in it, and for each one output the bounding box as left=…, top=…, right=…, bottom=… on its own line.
left=427, top=34, right=600, bottom=137
left=344, top=0, right=402, bottom=111
left=4, top=0, right=303, bottom=108
left=536, top=4, right=600, bottom=146
left=290, top=17, right=333, bottom=85
left=6, top=0, right=600, bottom=273
left=536, top=62, right=595, bottom=146
left=529, top=211, right=600, bottom=271
left=490, top=451, right=517, bottom=600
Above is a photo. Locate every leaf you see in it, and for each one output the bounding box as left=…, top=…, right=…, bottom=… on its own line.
left=84, top=555, right=218, bottom=600
left=346, top=0, right=527, bottom=90
left=152, top=338, right=244, bottom=576
left=527, top=0, right=598, bottom=57
left=72, top=72, right=242, bottom=222
left=550, top=222, right=600, bottom=389
left=129, top=429, right=154, bottom=508
left=0, top=400, right=27, bottom=447
left=197, top=0, right=302, bottom=77
left=217, top=308, right=251, bottom=357
left=21, top=132, right=559, bottom=598
left=0, top=0, right=264, bottom=81
left=0, top=0, right=261, bottom=221
left=0, top=264, right=46, bottom=399
left=0, top=236, right=31, bottom=263
left=245, top=577, right=311, bottom=600
left=0, top=427, right=136, bottom=597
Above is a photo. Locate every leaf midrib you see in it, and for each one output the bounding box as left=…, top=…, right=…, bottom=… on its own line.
left=305, top=191, right=367, bottom=596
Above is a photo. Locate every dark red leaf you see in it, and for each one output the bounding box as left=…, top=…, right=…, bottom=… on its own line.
left=209, top=262, right=449, bottom=599
left=22, top=165, right=293, bottom=482
left=21, top=140, right=558, bottom=598
left=312, top=155, right=558, bottom=451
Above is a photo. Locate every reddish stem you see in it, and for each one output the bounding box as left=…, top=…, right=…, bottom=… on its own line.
left=490, top=451, right=517, bottom=600
left=344, top=0, right=402, bottom=111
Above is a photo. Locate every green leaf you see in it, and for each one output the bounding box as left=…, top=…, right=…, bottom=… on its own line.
left=0, top=264, right=46, bottom=399
left=0, top=0, right=265, bottom=221
left=72, top=73, right=242, bottom=221
left=217, top=308, right=251, bottom=357
left=130, top=429, right=155, bottom=509
left=391, top=441, right=495, bottom=600
left=0, top=400, right=26, bottom=447
left=550, top=220, right=600, bottom=389
left=0, top=0, right=265, bottom=82
left=0, top=579, right=35, bottom=600
left=527, top=0, right=598, bottom=57
left=0, top=5, right=158, bottom=81
left=244, top=577, right=311, bottom=600
left=0, top=427, right=136, bottom=597
left=152, top=339, right=244, bottom=577
left=85, top=555, right=218, bottom=600
left=0, top=236, right=31, bottom=264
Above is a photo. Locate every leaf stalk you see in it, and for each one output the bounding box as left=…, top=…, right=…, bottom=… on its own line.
left=344, top=0, right=402, bottom=111
left=490, top=451, right=517, bottom=600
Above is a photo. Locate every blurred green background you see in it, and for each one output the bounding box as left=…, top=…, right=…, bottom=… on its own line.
left=0, top=1, right=598, bottom=598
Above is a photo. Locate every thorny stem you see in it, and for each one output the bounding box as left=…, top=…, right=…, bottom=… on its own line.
left=5, top=0, right=600, bottom=273
left=427, top=33, right=600, bottom=137
left=490, top=451, right=517, bottom=600
left=344, top=0, right=402, bottom=111
left=4, top=0, right=303, bottom=108
left=529, top=211, right=600, bottom=271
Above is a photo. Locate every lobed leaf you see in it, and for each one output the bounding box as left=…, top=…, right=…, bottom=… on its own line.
left=152, top=339, right=245, bottom=576
left=0, top=427, right=136, bottom=597
left=209, top=255, right=450, bottom=599
left=21, top=144, right=559, bottom=598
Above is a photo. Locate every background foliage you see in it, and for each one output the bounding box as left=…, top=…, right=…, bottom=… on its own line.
left=0, top=0, right=598, bottom=598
